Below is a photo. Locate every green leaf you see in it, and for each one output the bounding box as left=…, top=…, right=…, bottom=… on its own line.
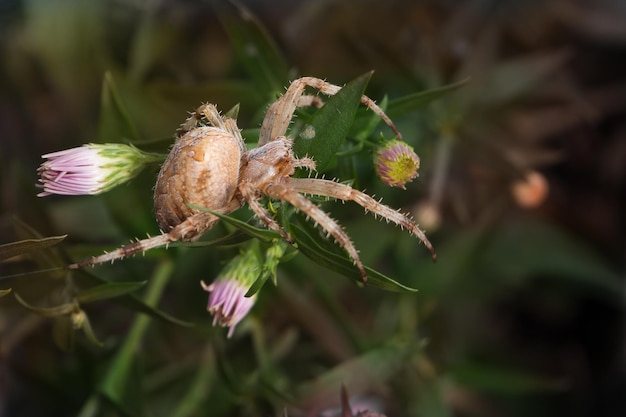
left=385, top=78, right=469, bottom=118
left=187, top=204, right=280, bottom=242
left=480, top=217, right=621, bottom=297
left=293, top=72, right=372, bottom=171
left=127, top=9, right=183, bottom=84
left=101, top=354, right=145, bottom=417
left=170, top=347, right=217, bottom=417
left=52, top=315, right=75, bottom=352
left=75, top=281, right=147, bottom=304
left=245, top=242, right=291, bottom=296
left=114, top=291, right=194, bottom=328
left=98, top=71, right=141, bottom=142
left=100, top=260, right=175, bottom=417
left=181, top=229, right=253, bottom=248
left=411, top=216, right=621, bottom=300
left=0, top=235, right=66, bottom=262
left=76, top=270, right=193, bottom=327
left=296, top=344, right=412, bottom=412
left=244, top=273, right=270, bottom=297
left=13, top=219, right=66, bottom=275
left=411, top=379, right=454, bottom=417
left=216, top=0, right=289, bottom=97
left=452, top=361, right=565, bottom=394
left=77, top=310, right=104, bottom=347
left=14, top=293, right=76, bottom=317
left=476, top=51, right=569, bottom=106
left=224, top=103, right=240, bottom=120
left=289, top=221, right=418, bottom=292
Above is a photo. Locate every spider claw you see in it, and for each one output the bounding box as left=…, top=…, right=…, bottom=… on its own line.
left=357, top=266, right=368, bottom=284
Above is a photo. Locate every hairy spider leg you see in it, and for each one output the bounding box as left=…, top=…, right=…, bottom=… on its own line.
left=236, top=142, right=317, bottom=245
left=177, top=104, right=246, bottom=153
left=259, top=77, right=403, bottom=146
left=177, top=104, right=216, bottom=137
left=264, top=182, right=368, bottom=282
left=238, top=182, right=294, bottom=244
left=200, top=106, right=247, bottom=154
left=289, top=177, right=437, bottom=261
left=66, top=211, right=222, bottom=269
left=297, top=95, right=324, bottom=108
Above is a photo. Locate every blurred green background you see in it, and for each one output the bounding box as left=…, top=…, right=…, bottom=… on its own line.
left=0, top=0, right=624, bottom=416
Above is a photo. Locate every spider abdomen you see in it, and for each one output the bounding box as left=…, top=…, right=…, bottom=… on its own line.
left=154, top=126, right=242, bottom=234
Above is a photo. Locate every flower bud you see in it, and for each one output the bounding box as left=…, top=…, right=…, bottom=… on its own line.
left=374, top=140, right=420, bottom=189
left=200, top=250, right=260, bottom=338
left=37, top=143, right=163, bottom=197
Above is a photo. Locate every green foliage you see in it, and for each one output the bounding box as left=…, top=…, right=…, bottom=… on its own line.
left=191, top=205, right=280, bottom=243
left=215, top=0, right=289, bottom=98
left=292, top=72, right=372, bottom=171
left=98, top=71, right=142, bottom=142
left=74, top=281, right=147, bottom=304
left=99, top=260, right=175, bottom=416
left=289, top=219, right=418, bottom=292
left=384, top=78, right=469, bottom=119
left=451, top=361, right=566, bottom=395
left=2, top=1, right=622, bottom=417
left=0, top=234, right=66, bottom=262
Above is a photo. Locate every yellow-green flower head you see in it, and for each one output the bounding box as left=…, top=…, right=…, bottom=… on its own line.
left=37, top=143, right=163, bottom=197
left=374, top=140, right=420, bottom=189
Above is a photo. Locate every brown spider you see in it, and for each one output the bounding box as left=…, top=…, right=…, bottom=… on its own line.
left=68, top=77, right=436, bottom=282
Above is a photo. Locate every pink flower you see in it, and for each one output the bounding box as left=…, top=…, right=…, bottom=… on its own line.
left=374, top=140, right=420, bottom=189
left=199, top=249, right=261, bottom=338
left=37, top=143, right=162, bottom=197
left=201, top=279, right=256, bottom=338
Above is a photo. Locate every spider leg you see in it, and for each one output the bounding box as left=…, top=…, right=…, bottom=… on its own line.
left=264, top=183, right=368, bottom=283
left=289, top=178, right=437, bottom=261
left=297, top=95, right=324, bottom=108
left=176, top=103, right=218, bottom=137
left=66, top=212, right=219, bottom=269
left=198, top=105, right=246, bottom=153
left=260, top=77, right=402, bottom=145
left=239, top=183, right=293, bottom=244
left=66, top=233, right=172, bottom=269
left=176, top=103, right=246, bottom=153
left=294, top=155, right=316, bottom=171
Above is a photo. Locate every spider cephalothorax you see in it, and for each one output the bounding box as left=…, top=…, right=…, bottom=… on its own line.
left=68, top=77, right=436, bottom=282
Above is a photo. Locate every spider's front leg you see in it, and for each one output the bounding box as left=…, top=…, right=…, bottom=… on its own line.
left=177, top=103, right=221, bottom=137
left=176, top=104, right=246, bottom=154
left=289, top=177, right=437, bottom=261
left=259, top=77, right=402, bottom=146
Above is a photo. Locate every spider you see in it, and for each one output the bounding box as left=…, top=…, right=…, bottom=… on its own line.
left=68, top=77, right=436, bottom=282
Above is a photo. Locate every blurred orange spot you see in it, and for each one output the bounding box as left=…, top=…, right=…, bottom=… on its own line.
left=511, top=170, right=549, bottom=209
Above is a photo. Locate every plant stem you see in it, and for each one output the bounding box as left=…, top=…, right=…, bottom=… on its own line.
left=99, top=259, right=174, bottom=415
